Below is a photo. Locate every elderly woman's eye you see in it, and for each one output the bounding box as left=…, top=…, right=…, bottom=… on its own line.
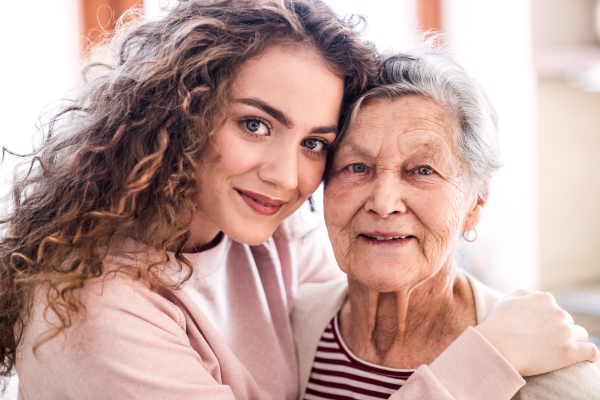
left=415, top=166, right=434, bottom=175
left=348, top=164, right=367, bottom=173
left=301, top=138, right=325, bottom=152
left=243, top=119, right=270, bottom=136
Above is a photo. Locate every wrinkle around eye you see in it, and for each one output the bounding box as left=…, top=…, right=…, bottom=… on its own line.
left=330, top=164, right=372, bottom=185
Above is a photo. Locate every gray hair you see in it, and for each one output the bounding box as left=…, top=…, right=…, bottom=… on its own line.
left=337, top=40, right=501, bottom=200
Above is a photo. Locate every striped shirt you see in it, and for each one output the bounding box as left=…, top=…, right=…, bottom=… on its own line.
left=305, top=314, right=415, bottom=400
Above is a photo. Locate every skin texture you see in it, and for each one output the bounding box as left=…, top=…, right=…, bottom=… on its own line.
left=187, top=44, right=344, bottom=249
left=324, top=95, right=484, bottom=368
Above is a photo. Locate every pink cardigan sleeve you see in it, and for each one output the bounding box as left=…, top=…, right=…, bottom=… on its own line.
left=17, top=273, right=254, bottom=400
left=389, top=327, right=526, bottom=399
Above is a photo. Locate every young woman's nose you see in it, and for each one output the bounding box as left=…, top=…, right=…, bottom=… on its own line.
left=257, top=143, right=299, bottom=190
left=364, top=172, right=407, bottom=217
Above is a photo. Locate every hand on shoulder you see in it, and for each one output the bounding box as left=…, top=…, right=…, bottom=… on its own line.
left=475, top=289, right=599, bottom=376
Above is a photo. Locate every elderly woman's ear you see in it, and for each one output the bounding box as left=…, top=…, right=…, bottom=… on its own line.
left=463, top=184, right=488, bottom=232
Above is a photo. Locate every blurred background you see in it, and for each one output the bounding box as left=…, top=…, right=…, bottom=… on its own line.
left=1, top=0, right=599, bottom=396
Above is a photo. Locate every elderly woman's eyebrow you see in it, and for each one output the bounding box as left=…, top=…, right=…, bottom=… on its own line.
left=337, top=142, right=377, bottom=160
left=419, top=139, right=448, bottom=155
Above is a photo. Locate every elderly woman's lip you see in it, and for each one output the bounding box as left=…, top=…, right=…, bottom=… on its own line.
left=360, top=233, right=414, bottom=241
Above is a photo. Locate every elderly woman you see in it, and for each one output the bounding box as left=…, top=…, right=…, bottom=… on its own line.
left=293, top=47, right=600, bottom=399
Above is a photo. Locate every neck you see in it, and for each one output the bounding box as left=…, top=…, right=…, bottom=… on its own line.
left=182, top=208, right=222, bottom=252
left=339, top=261, right=476, bottom=368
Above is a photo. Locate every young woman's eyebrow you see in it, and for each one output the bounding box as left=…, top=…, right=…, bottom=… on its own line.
left=234, top=98, right=294, bottom=128
left=310, top=125, right=338, bottom=135
left=234, top=98, right=338, bottom=135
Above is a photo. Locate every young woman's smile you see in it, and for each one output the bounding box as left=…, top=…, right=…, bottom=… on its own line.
left=188, top=44, right=344, bottom=248
left=235, top=188, right=288, bottom=216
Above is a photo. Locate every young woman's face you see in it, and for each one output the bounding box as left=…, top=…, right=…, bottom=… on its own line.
left=191, top=44, right=344, bottom=247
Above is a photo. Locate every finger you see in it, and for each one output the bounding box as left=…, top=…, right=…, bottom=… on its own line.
left=509, top=288, right=532, bottom=297
left=563, top=309, right=575, bottom=325
left=573, top=342, right=600, bottom=363
left=572, top=324, right=590, bottom=343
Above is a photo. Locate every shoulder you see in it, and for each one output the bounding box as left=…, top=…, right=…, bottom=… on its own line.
left=22, top=262, right=189, bottom=358
left=514, top=362, right=600, bottom=400
left=292, top=277, right=348, bottom=329
left=464, top=272, right=504, bottom=324
left=292, top=277, right=348, bottom=398
left=275, top=214, right=344, bottom=284
left=17, top=255, right=217, bottom=398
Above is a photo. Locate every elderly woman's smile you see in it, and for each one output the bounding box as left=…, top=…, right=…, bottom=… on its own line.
left=325, top=95, right=479, bottom=294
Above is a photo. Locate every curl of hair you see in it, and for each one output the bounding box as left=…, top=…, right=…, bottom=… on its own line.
left=0, top=0, right=376, bottom=377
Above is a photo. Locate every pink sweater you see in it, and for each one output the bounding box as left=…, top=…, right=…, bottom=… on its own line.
left=16, top=228, right=524, bottom=399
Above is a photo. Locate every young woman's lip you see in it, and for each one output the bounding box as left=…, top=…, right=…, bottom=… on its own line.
left=235, top=189, right=287, bottom=216
left=235, top=189, right=288, bottom=206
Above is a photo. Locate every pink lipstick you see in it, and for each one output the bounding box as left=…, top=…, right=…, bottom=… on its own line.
left=235, top=189, right=287, bottom=216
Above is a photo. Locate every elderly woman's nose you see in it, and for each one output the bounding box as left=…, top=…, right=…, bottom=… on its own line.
left=364, top=172, right=407, bottom=217
left=258, top=146, right=299, bottom=190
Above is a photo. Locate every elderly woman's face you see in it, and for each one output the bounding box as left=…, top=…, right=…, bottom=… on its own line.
left=324, top=95, right=480, bottom=291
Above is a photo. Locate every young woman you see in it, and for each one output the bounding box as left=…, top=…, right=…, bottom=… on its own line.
left=0, top=1, right=595, bottom=399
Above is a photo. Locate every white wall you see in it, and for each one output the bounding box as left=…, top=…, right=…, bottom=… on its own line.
left=0, top=0, right=81, bottom=202
left=442, top=0, right=539, bottom=292
left=325, top=0, right=417, bottom=53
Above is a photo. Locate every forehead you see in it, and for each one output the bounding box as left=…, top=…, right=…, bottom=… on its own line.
left=339, top=95, right=459, bottom=157
left=233, top=44, right=340, bottom=95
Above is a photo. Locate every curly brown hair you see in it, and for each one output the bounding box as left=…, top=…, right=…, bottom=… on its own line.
left=0, top=0, right=376, bottom=377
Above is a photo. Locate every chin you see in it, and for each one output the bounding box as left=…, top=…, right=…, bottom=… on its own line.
left=225, top=223, right=277, bottom=246
left=348, top=263, right=417, bottom=292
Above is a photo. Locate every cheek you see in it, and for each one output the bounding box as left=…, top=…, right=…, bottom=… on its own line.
left=297, top=158, right=326, bottom=198
left=212, top=131, right=263, bottom=177
left=324, top=180, right=365, bottom=268
left=323, top=179, right=355, bottom=230
left=411, top=185, right=464, bottom=240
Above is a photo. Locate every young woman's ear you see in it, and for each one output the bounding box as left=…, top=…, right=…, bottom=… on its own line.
left=463, top=184, right=488, bottom=232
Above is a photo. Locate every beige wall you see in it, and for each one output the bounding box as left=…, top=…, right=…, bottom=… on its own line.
left=537, top=78, right=600, bottom=289
left=533, top=0, right=600, bottom=289
left=532, top=0, right=598, bottom=48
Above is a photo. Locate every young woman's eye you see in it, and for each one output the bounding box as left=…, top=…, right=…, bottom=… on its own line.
left=415, top=166, right=434, bottom=175
left=301, top=138, right=326, bottom=152
left=348, top=163, right=367, bottom=173
left=243, top=119, right=270, bottom=136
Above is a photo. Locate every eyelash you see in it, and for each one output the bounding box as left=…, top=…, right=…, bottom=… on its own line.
left=344, top=164, right=435, bottom=176
left=238, top=116, right=272, bottom=139
left=237, top=115, right=331, bottom=160
left=346, top=163, right=368, bottom=174
left=413, top=166, right=434, bottom=175
left=302, top=138, right=330, bottom=157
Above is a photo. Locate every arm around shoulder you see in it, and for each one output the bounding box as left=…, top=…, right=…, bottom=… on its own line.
left=389, top=327, right=525, bottom=400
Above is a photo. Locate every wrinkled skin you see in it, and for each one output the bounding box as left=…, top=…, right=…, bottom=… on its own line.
left=325, top=96, right=481, bottom=294
left=324, top=95, right=482, bottom=367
